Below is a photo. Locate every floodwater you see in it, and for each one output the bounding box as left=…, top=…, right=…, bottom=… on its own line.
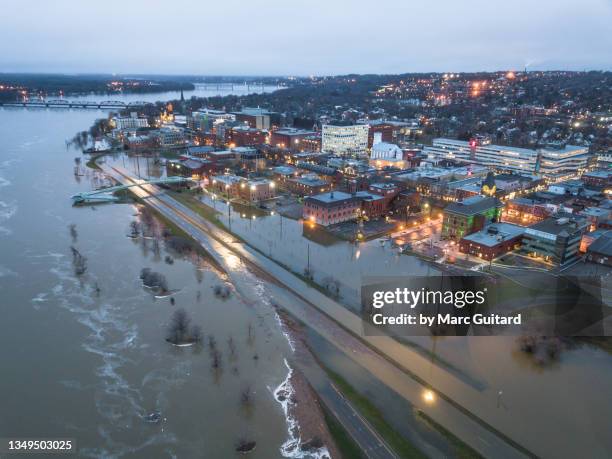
left=0, top=107, right=297, bottom=457
left=117, top=156, right=612, bottom=457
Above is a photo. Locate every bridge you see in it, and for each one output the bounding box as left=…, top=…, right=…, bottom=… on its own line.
left=71, top=176, right=192, bottom=204
left=0, top=99, right=154, bottom=109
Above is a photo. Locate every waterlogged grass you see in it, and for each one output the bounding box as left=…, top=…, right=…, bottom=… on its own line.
left=321, top=405, right=366, bottom=459
left=323, top=367, right=427, bottom=459
left=415, top=410, right=484, bottom=459
left=167, top=190, right=221, bottom=222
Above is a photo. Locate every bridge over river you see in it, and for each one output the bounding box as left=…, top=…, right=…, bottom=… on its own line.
left=0, top=99, right=155, bottom=109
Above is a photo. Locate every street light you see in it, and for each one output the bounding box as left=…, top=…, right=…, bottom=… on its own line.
left=422, top=389, right=436, bottom=404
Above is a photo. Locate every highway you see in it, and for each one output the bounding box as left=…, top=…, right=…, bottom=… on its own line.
left=98, top=163, right=535, bottom=459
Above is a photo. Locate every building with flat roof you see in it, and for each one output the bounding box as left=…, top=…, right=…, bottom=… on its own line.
left=112, top=115, right=149, bottom=130
left=303, top=191, right=361, bottom=226
left=442, top=195, right=503, bottom=240
left=270, top=128, right=316, bottom=150
left=459, top=222, right=525, bottom=260
left=225, top=125, right=267, bottom=147
left=187, top=109, right=235, bottom=132
left=286, top=174, right=331, bottom=196
left=423, top=138, right=589, bottom=179
left=582, top=169, right=612, bottom=189
left=502, top=197, right=554, bottom=225
left=238, top=179, right=276, bottom=203
left=322, top=123, right=369, bottom=157
left=521, top=216, right=588, bottom=266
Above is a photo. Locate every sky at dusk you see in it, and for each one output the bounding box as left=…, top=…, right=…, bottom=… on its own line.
left=1, top=0, right=611, bottom=75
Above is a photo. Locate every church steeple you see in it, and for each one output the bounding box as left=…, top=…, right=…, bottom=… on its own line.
left=481, top=171, right=496, bottom=197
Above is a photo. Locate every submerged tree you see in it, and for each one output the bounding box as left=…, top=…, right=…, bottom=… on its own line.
left=165, top=308, right=203, bottom=345
left=70, top=246, right=87, bottom=276
left=140, top=268, right=169, bottom=294
left=68, top=223, right=78, bottom=243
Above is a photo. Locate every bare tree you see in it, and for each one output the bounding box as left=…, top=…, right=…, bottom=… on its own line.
left=190, top=324, right=203, bottom=343
left=228, top=336, right=237, bottom=360
left=68, top=224, right=78, bottom=243
left=70, top=246, right=87, bottom=276
left=166, top=308, right=191, bottom=344
left=240, top=385, right=253, bottom=408
left=129, top=221, right=140, bottom=238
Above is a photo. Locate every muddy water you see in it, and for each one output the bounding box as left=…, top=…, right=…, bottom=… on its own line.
left=0, top=108, right=295, bottom=458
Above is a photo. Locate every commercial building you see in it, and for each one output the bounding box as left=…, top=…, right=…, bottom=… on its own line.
left=272, top=165, right=299, bottom=184
left=155, top=127, right=185, bottom=147
left=270, top=128, right=316, bottom=150
left=585, top=230, right=612, bottom=266
left=423, top=138, right=589, bottom=179
left=233, top=146, right=266, bottom=172
left=521, top=216, right=588, bottom=266
left=321, top=123, right=369, bottom=157
left=187, top=109, right=234, bottom=132
left=233, top=107, right=280, bottom=130
left=502, top=198, right=553, bottom=225
left=210, top=174, right=243, bottom=196
left=299, top=134, right=322, bottom=152
left=167, top=157, right=215, bottom=178
left=112, top=115, right=149, bottom=130
left=537, top=144, right=591, bottom=180
left=459, top=222, right=525, bottom=260
left=582, top=170, right=612, bottom=189
left=442, top=195, right=503, bottom=240
left=238, top=179, right=276, bottom=203
left=303, top=191, right=361, bottom=226
left=286, top=174, right=331, bottom=196
left=225, top=125, right=267, bottom=147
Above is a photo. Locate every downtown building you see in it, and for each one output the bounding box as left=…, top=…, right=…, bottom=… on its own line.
left=321, top=123, right=369, bottom=157
left=521, top=216, right=588, bottom=266
left=423, top=138, right=589, bottom=180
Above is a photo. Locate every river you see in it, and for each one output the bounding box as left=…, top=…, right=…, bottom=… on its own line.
left=0, top=101, right=295, bottom=457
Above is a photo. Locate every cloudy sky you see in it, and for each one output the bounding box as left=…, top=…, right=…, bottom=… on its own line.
left=1, top=0, right=611, bottom=75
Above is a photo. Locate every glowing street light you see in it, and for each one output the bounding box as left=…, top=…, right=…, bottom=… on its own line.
left=422, top=389, right=436, bottom=404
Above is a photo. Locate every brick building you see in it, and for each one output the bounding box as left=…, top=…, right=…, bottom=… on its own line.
left=459, top=222, right=524, bottom=260
left=442, top=196, right=503, bottom=240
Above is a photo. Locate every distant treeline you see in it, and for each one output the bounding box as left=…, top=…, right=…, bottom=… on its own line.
left=0, top=73, right=195, bottom=100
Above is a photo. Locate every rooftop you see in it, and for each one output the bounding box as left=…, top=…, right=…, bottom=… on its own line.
left=462, top=223, right=525, bottom=247
left=526, top=216, right=587, bottom=237
left=445, top=196, right=501, bottom=216
left=306, top=191, right=358, bottom=204
left=273, top=166, right=298, bottom=175
left=587, top=230, right=612, bottom=256
left=273, top=128, right=316, bottom=136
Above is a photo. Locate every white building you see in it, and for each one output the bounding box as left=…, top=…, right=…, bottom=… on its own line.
left=537, top=144, right=590, bottom=180
left=112, top=115, right=149, bottom=130
left=371, top=141, right=403, bottom=160
left=423, top=138, right=589, bottom=179
left=322, top=124, right=369, bottom=156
